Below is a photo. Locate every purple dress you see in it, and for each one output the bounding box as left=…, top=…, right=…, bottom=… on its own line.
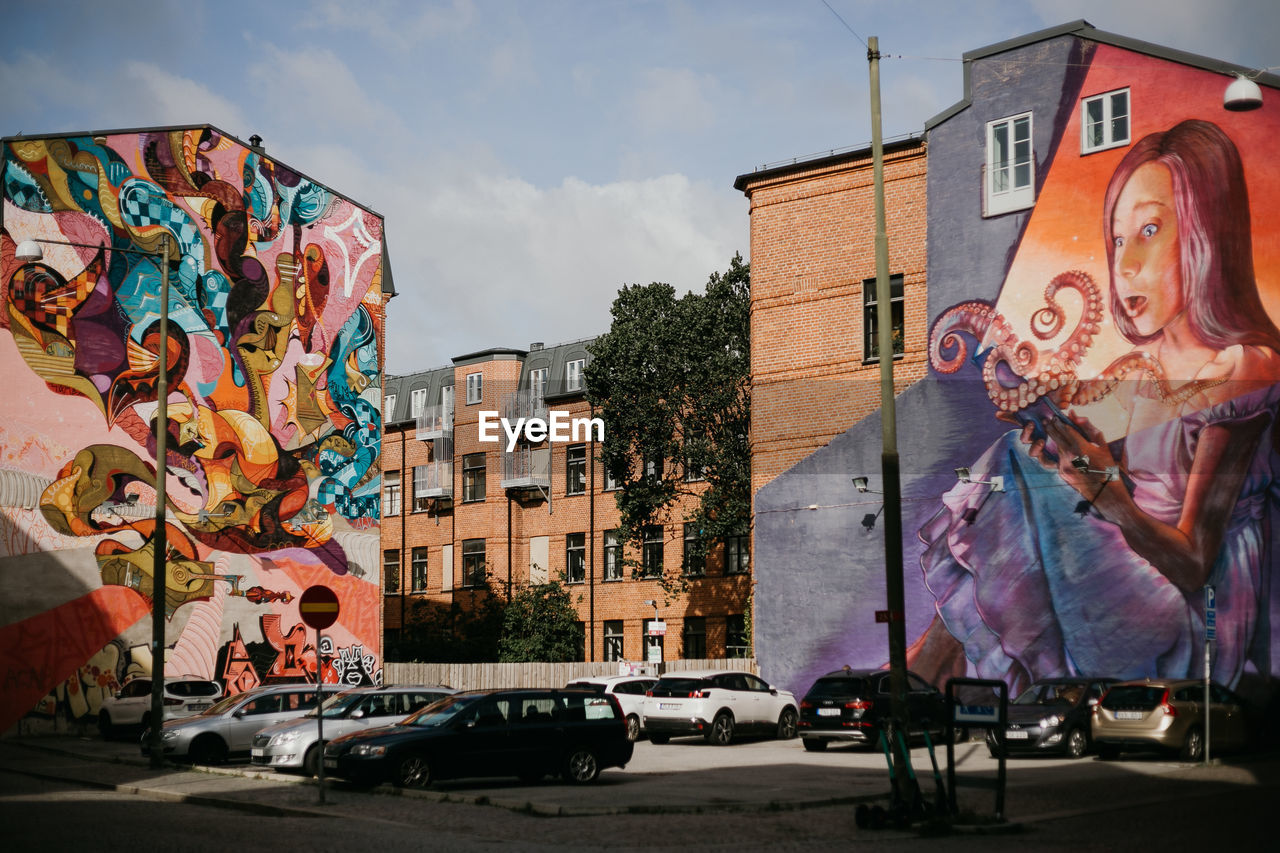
left=918, top=382, right=1280, bottom=695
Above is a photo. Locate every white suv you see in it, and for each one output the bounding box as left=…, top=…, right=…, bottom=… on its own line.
left=564, top=675, right=657, bottom=741
left=98, top=677, right=222, bottom=737
left=641, top=670, right=798, bottom=746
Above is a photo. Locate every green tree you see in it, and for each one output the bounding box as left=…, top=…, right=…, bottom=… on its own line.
left=388, top=579, right=507, bottom=663
left=497, top=579, right=584, bottom=662
left=586, top=254, right=750, bottom=595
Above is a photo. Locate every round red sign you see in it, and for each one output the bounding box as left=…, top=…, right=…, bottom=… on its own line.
left=298, top=584, right=340, bottom=630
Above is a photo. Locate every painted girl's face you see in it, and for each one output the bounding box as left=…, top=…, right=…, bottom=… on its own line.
left=1111, top=162, right=1185, bottom=339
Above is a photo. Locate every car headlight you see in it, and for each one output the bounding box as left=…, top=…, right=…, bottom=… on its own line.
left=161, top=729, right=180, bottom=741
left=1039, top=714, right=1064, bottom=729
left=270, top=731, right=301, bottom=746
left=350, top=744, right=387, bottom=757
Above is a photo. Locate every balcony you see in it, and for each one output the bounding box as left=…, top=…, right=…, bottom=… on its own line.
left=416, top=404, right=453, bottom=441
left=413, top=460, right=453, bottom=500
left=500, top=446, right=550, bottom=490
left=500, top=389, right=548, bottom=423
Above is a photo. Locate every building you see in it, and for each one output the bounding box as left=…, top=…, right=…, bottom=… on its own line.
left=381, top=339, right=753, bottom=665
left=0, top=126, right=391, bottom=733
left=747, top=20, right=1280, bottom=707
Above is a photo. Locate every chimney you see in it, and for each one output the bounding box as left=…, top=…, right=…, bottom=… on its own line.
left=249, top=134, right=264, bottom=152
left=529, top=342, right=544, bottom=351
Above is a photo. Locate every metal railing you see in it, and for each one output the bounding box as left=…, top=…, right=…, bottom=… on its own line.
left=500, top=446, right=550, bottom=489
left=415, top=404, right=453, bottom=440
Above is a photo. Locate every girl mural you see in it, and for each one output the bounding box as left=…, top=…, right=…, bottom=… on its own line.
left=913, top=120, right=1280, bottom=696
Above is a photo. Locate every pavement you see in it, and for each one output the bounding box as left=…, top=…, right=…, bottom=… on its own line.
left=0, top=733, right=902, bottom=820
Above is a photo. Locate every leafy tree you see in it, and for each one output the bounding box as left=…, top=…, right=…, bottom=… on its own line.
left=586, top=254, right=750, bottom=595
left=388, top=578, right=507, bottom=663
left=497, top=579, right=584, bottom=662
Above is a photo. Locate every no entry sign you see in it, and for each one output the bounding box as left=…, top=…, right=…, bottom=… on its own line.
left=299, top=585, right=340, bottom=630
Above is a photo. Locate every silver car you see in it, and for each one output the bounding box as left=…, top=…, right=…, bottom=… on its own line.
left=251, top=685, right=455, bottom=775
left=153, top=683, right=340, bottom=765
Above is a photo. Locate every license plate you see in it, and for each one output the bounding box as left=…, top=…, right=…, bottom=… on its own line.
left=659, top=703, right=680, bottom=710
left=817, top=708, right=841, bottom=717
left=1005, top=730, right=1029, bottom=739
left=324, top=759, right=337, bottom=769
left=188, top=703, right=210, bottom=712
left=1116, top=711, right=1144, bottom=720
left=251, top=748, right=265, bottom=757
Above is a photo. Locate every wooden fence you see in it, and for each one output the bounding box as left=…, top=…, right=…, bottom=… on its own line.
left=384, top=658, right=757, bottom=691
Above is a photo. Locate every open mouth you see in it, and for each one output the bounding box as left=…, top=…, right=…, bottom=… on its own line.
left=1124, top=295, right=1147, bottom=316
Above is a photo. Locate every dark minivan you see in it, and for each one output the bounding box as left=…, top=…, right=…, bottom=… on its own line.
left=798, top=667, right=953, bottom=751
left=323, top=688, right=633, bottom=788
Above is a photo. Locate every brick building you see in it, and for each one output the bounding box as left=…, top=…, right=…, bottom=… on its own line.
left=734, top=137, right=928, bottom=494
left=381, top=339, right=753, bottom=664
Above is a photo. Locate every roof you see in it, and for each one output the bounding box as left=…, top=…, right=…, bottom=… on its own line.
left=733, top=134, right=924, bottom=193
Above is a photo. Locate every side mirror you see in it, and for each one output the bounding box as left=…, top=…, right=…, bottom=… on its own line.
left=350, top=709, right=365, bottom=719
left=233, top=707, right=247, bottom=718
left=770, top=688, right=778, bottom=695
left=1087, top=698, right=1099, bottom=707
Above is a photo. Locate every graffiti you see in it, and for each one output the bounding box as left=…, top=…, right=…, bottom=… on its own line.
left=2, top=128, right=384, bottom=730
left=331, top=641, right=380, bottom=687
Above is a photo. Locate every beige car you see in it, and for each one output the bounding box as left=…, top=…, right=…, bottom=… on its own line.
left=1091, top=679, right=1250, bottom=761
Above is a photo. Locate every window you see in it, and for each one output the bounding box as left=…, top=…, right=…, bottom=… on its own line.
left=566, top=444, right=587, bottom=495
left=412, top=465, right=432, bottom=512
left=411, top=547, right=428, bottom=591
left=603, top=530, right=623, bottom=581
left=985, top=112, right=1034, bottom=215
left=682, top=523, right=705, bottom=577
left=726, top=614, right=749, bottom=658
left=644, top=454, right=663, bottom=482
left=683, top=439, right=707, bottom=482
left=383, top=549, right=400, bottom=594
left=465, top=372, right=482, bottom=405
left=441, top=383, right=454, bottom=414
left=725, top=529, right=750, bottom=575
left=565, top=358, right=585, bottom=392
left=528, top=368, right=547, bottom=406
left=603, top=620, right=624, bottom=662
left=565, top=532, right=586, bottom=584
left=863, top=274, right=904, bottom=363
left=644, top=619, right=665, bottom=662
left=602, top=461, right=620, bottom=492
left=410, top=388, right=428, bottom=419
left=462, top=539, right=485, bottom=587
left=642, top=525, right=664, bottom=578
left=462, top=453, right=485, bottom=502
left=383, top=394, right=396, bottom=422
left=1082, top=88, right=1129, bottom=154
left=682, top=617, right=706, bottom=659
left=382, top=471, right=402, bottom=516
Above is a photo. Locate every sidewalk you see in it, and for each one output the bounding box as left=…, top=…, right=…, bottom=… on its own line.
left=0, top=735, right=892, bottom=818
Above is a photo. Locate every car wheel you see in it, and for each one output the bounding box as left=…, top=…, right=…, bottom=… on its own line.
left=1065, top=728, right=1089, bottom=759
left=98, top=712, right=116, bottom=740
left=562, top=746, right=600, bottom=783
left=707, top=712, right=735, bottom=746
left=950, top=726, right=969, bottom=745
left=1180, top=727, right=1204, bottom=762
left=802, top=738, right=828, bottom=752
left=777, top=707, right=799, bottom=740
left=393, top=752, right=432, bottom=788
left=1095, top=743, right=1121, bottom=761
left=649, top=734, right=670, bottom=745
left=304, top=743, right=322, bottom=777
left=626, top=714, right=641, bottom=742
left=189, top=735, right=228, bottom=766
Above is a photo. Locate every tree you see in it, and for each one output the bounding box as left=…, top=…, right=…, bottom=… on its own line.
left=586, top=254, right=750, bottom=595
left=388, top=579, right=507, bottom=663
left=497, top=579, right=584, bottom=662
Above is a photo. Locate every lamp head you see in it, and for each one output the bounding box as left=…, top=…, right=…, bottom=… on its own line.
left=955, top=467, right=971, bottom=483
left=15, top=240, right=44, bottom=262
left=1224, top=74, right=1263, bottom=111
left=852, top=477, right=869, bottom=493
left=643, top=599, right=656, bottom=607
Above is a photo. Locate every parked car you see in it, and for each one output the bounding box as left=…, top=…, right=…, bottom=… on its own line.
left=251, top=685, right=455, bottom=775
left=797, top=667, right=956, bottom=752
left=150, top=683, right=340, bottom=765
left=640, top=670, right=798, bottom=746
left=1091, top=679, right=1251, bottom=761
left=986, top=677, right=1117, bottom=759
left=98, top=677, right=223, bottom=737
left=322, top=688, right=633, bottom=788
left=564, top=675, right=657, bottom=741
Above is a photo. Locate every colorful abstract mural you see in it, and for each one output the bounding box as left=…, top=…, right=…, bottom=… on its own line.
left=0, top=127, right=386, bottom=732
left=753, top=30, right=1280, bottom=709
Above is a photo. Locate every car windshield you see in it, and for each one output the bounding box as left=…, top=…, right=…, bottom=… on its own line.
left=807, top=677, right=867, bottom=697
left=167, top=681, right=220, bottom=698
left=202, top=691, right=253, bottom=716
left=400, top=693, right=478, bottom=727
left=1013, top=682, right=1087, bottom=705
left=308, top=690, right=366, bottom=719
left=565, top=682, right=606, bottom=694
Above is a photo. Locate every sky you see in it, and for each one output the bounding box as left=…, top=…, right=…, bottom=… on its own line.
left=4, top=0, right=1279, bottom=375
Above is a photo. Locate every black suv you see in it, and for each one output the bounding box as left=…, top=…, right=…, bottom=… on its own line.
left=798, top=667, right=952, bottom=751
left=323, top=688, right=633, bottom=788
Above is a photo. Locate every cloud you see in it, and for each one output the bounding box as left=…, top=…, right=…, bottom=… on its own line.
left=628, top=68, right=724, bottom=134
left=302, top=0, right=476, bottom=52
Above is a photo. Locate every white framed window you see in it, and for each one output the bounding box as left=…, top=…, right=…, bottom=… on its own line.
left=985, top=112, right=1034, bottom=216
left=410, top=388, right=428, bottom=419
left=441, top=384, right=454, bottom=413
left=565, top=358, right=585, bottom=392
left=382, top=471, right=401, bottom=516
left=528, top=368, right=547, bottom=406
left=465, top=372, right=482, bottom=405
left=565, top=532, right=586, bottom=584
left=411, top=547, right=428, bottom=591
left=603, top=529, right=623, bottom=580
left=1081, top=88, right=1130, bottom=154
left=383, top=394, right=396, bottom=422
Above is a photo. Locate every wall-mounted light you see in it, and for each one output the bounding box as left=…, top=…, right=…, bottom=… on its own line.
left=955, top=467, right=1004, bottom=492
left=852, top=476, right=883, bottom=493
left=1224, top=74, right=1263, bottom=111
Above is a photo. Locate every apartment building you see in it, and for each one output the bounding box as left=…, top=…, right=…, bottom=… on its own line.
left=381, top=339, right=752, bottom=664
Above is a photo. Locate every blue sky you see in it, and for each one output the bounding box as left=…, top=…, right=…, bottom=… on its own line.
left=4, top=0, right=1278, bottom=373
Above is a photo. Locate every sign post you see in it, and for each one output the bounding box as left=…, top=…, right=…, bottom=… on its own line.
left=299, top=585, right=340, bottom=803
left=1204, top=585, right=1215, bottom=765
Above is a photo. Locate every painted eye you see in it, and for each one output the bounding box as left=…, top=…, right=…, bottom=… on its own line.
left=1142, top=223, right=1158, bottom=238
left=1114, top=236, right=1125, bottom=248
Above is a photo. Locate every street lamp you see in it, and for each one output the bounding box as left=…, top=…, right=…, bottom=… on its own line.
left=16, top=233, right=173, bottom=769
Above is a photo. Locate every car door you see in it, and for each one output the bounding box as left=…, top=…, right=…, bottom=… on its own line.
left=742, top=674, right=777, bottom=729
left=228, top=691, right=285, bottom=751
left=449, top=697, right=513, bottom=779
left=905, top=672, right=944, bottom=731
left=114, top=678, right=151, bottom=725
left=508, top=694, right=559, bottom=774
left=712, top=674, right=749, bottom=724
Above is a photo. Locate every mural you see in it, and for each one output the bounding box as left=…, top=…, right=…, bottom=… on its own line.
left=753, top=37, right=1280, bottom=705
left=0, top=127, right=385, bottom=731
